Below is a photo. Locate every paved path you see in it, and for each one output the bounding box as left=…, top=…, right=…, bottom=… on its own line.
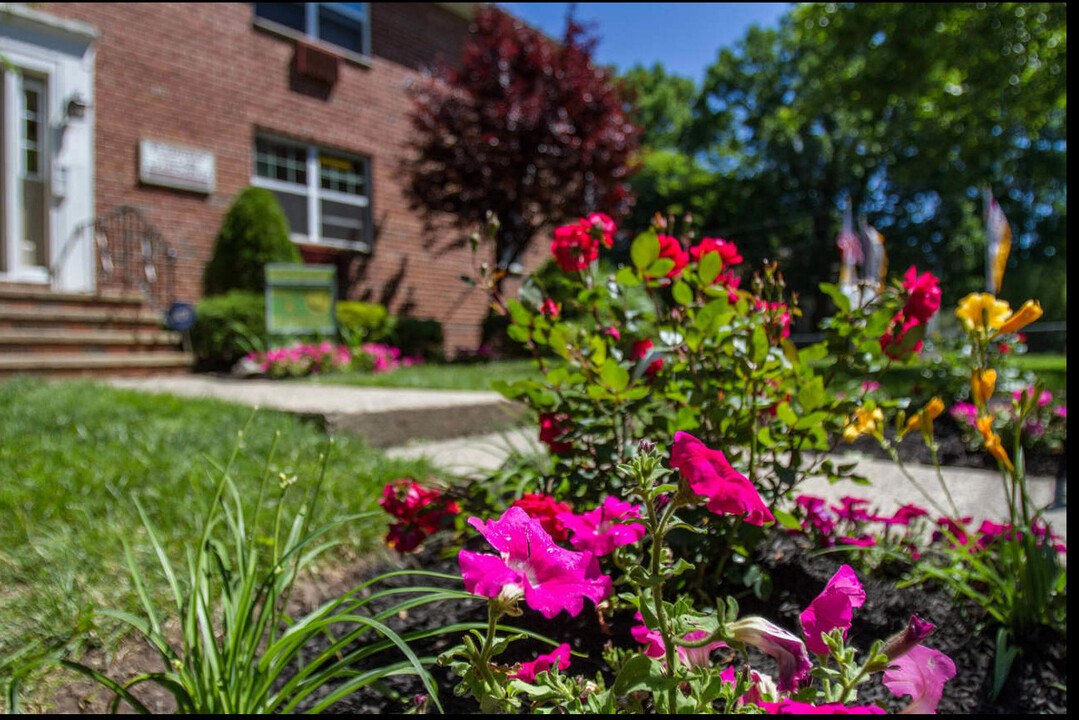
left=385, top=432, right=1067, bottom=540
left=107, top=375, right=524, bottom=447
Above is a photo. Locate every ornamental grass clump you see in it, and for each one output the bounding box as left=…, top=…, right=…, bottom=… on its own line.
left=7, top=424, right=470, bottom=714
left=435, top=439, right=956, bottom=714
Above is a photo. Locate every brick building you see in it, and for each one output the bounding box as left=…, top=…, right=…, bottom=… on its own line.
left=1, top=2, right=542, bottom=359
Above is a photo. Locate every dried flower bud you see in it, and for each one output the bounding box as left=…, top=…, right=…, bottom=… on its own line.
left=880, top=614, right=936, bottom=663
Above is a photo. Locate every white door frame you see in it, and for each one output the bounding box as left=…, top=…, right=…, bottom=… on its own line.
left=1, top=5, right=97, bottom=291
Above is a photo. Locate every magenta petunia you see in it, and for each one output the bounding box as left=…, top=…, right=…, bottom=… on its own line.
left=800, top=565, right=866, bottom=655
left=510, top=643, right=571, bottom=682
left=558, top=497, right=646, bottom=556
left=882, top=644, right=957, bottom=714
left=670, top=432, right=774, bottom=526
left=459, top=507, right=612, bottom=619
left=727, top=617, right=812, bottom=693
left=885, top=504, right=929, bottom=527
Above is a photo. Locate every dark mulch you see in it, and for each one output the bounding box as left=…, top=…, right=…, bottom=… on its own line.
left=846, top=414, right=1064, bottom=478
left=307, top=533, right=1067, bottom=714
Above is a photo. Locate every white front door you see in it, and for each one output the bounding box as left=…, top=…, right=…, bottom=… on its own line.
left=1, top=70, right=50, bottom=282
left=1, top=5, right=96, bottom=291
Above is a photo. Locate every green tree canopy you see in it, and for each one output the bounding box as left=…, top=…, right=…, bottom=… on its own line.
left=625, top=3, right=1067, bottom=326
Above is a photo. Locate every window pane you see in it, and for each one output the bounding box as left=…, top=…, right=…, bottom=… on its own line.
left=254, top=2, right=305, bottom=32
left=271, top=190, right=310, bottom=238
left=255, top=137, right=307, bottom=186
left=319, top=152, right=365, bottom=196
left=318, top=6, right=365, bottom=54
left=321, top=199, right=367, bottom=245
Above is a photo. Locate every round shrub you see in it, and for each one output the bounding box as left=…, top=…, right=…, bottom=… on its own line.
left=203, top=186, right=301, bottom=296
left=337, top=301, right=390, bottom=345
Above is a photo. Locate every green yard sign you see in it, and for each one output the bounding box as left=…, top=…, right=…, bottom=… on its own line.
left=265, top=263, right=337, bottom=334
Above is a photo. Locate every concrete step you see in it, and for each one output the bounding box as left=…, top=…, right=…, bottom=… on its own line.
left=0, top=328, right=181, bottom=348
left=0, top=351, right=193, bottom=378
left=0, top=306, right=163, bottom=329
left=0, top=286, right=144, bottom=308
left=105, top=376, right=528, bottom=447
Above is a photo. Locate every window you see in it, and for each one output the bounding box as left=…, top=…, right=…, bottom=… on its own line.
left=253, top=3, right=369, bottom=58
left=252, top=135, right=371, bottom=251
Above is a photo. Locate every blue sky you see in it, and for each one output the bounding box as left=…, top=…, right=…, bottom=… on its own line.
left=498, top=3, right=792, bottom=83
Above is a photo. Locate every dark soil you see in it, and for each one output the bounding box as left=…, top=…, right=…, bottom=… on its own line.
left=846, top=414, right=1064, bottom=478
left=310, top=533, right=1067, bottom=714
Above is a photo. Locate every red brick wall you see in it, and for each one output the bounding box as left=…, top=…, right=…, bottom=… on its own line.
left=42, top=2, right=546, bottom=354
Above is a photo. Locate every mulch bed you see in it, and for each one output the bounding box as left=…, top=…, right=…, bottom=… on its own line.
left=306, top=532, right=1067, bottom=714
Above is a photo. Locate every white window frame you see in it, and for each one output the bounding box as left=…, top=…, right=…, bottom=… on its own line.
left=252, top=3, right=371, bottom=65
left=252, top=133, right=371, bottom=252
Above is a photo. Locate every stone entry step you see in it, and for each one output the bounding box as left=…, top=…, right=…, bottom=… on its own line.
left=106, top=376, right=527, bottom=447
left=0, top=352, right=193, bottom=378
left=0, top=284, right=191, bottom=378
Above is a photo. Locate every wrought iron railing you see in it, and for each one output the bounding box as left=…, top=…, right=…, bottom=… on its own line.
left=51, top=206, right=178, bottom=314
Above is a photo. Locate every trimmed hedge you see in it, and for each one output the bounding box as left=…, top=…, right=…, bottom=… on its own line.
left=190, top=290, right=268, bottom=370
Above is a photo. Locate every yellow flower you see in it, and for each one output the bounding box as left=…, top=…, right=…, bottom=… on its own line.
left=956, top=293, right=1012, bottom=333
left=992, top=299, right=1043, bottom=338
left=976, top=416, right=1013, bottom=472
left=900, top=397, right=945, bottom=438
left=970, top=369, right=997, bottom=407
left=843, top=407, right=884, bottom=443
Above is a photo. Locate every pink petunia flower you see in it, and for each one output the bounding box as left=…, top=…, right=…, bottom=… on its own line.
left=838, top=535, right=877, bottom=547
left=670, top=432, right=774, bottom=526
left=885, top=504, right=929, bottom=527
left=726, top=617, right=812, bottom=693
left=510, top=643, right=571, bottom=682
left=800, top=565, right=866, bottom=655
left=882, top=644, right=957, bottom=714
left=458, top=507, right=612, bottom=619
left=558, top=497, right=646, bottom=556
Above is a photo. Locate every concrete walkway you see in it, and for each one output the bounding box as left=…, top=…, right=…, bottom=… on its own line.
left=386, top=431, right=1067, bottom=540
left=107, top=375, right=525, bottom=447
left=106, top=375, right=1065, bottom=539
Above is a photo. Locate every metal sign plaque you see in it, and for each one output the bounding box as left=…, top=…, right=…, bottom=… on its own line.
left=265, top=263, right=337, bottom=335
left=139, top=139, right=216, bottom=193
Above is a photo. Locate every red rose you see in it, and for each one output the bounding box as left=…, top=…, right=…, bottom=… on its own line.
left=538, top=412, right=573, bottom=454
left=880, top=313, right=924, bottom=360
left=754, top=299, right=792, bottom=341
left=551, top=223, right=598, bottom=272
left=511, top=492, right=572, bottom=540
left=646, top=234, right=689, bottom=279
left=631, top=339, right=653, bottom=360
left=584, top=213, right=617, bottom=248
left=901, top=266, right=942, bottom=324
left=690, top=237, right=743, bottom=268
left=540, top=298, right=560, bottom=319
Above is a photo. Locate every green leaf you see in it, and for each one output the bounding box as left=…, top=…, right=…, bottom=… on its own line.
left=600, top=358, right=630, bottom=392
left=749, top=325, right=769, bottom=365
left=797, top=376, right=825, bottom=411
left=645, top=258, right=675, bottom=278
left=698, top=251, right=722, bottom=285
left=631, top=230, right=660, bottom=270
left=545, top=367, right=569, bottom=386
left=612, top=655, right=676, bottom=695
left=781, top=338, right=800, bottom=365
left=772, top=507, right=802, bottom=531
left=507, top=299, right=532, bottom=326
left=506, top=324, right=530, bottom=343
left=820, top=282, right=851, bottom=313
left=775, top=401, right=798, bottom=426
left=615, top=266, right=641, bottom=286
left=672, top=281, right=694, bottom=306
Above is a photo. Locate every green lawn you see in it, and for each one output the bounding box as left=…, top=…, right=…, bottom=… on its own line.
left=0, top=377, right=433, bottom=699
left=302, top=358, right=541, bottom=391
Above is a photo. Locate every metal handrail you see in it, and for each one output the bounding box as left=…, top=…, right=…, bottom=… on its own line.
left=50, top=205, right=177, bottom=314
